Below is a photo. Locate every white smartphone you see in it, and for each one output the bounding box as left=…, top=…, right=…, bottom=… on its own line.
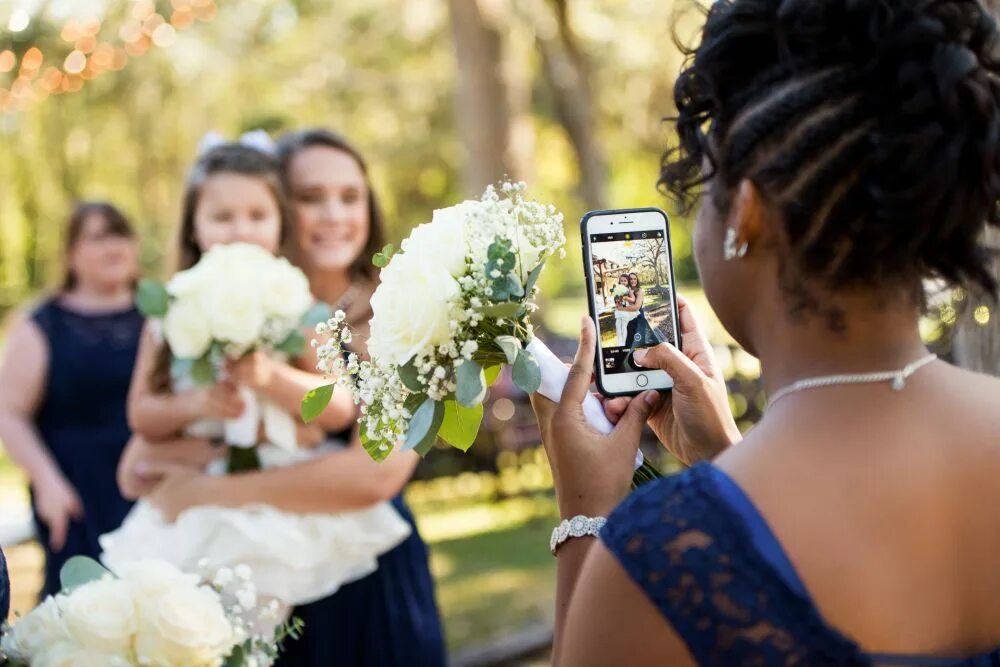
left=581, top=207, right=681, bottom=396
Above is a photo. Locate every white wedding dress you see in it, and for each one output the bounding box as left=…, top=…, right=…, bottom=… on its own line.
left=100, top=374, right=411, bottom=608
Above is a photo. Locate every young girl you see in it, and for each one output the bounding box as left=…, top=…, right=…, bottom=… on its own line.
left=99, top=142, right=411, bottom=614
left=613, top=273, right=638, bottom=346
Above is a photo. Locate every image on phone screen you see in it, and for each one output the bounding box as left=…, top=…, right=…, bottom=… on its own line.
left=589, top=230, right=677, bottom=375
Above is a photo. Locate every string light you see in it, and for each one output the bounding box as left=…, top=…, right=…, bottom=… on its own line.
left=0, top=0, right=217, bottom=114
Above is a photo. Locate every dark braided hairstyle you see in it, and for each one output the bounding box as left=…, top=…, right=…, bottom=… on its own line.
left=661, top=0, right=1000, bottom=299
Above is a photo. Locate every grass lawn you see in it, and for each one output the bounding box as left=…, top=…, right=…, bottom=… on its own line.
left=416, top=495, right=559, bottom=653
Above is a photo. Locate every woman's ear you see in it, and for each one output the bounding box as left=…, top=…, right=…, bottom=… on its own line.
left=726, top=179, right=769, bottom=247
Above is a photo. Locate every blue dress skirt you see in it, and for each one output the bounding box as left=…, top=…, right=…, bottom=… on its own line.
left=275, top=494, right=446, bottom=667
left=30, top=299, right=142, bottom=597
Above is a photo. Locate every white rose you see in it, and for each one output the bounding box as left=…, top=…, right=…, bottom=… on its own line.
left=1, top=596, right=69, bottom=660
left=134, top=585, right=235, bottom=667
left=368, top=252, right=460, bottom=366
left=204, top=285, right=266, bottom=346
left=115, top=559, right=199, bottom=603
left=260, top=260, right=313, bottom=321
left=61, top=579, right=136, bottom=654
left=403, top=202, right=474, bottom=277
left=33, top=643, right=131, bottom=667
left=165, top=264, right=207, bottom=300
left=163, top=296, right=213, bottom=359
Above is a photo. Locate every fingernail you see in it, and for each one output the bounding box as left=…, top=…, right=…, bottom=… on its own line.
left=643, top=391, right=659, bottom=405
left=633, top=349, right=647, bottom=366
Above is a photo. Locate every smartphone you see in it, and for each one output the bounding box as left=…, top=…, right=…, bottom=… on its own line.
left=581, top=207, right=681, bottom=397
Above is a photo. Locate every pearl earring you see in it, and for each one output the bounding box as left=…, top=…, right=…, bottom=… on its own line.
left=723, top=228, right=749, bottom=261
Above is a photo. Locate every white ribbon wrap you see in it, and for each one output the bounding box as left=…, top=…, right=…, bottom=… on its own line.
left=224, top=386, right=299, bottom=452
left=525, top=337, right=644, bottom=470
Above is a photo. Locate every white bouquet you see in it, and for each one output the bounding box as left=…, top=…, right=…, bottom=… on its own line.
left=1, top=556, right=301, bottom=667
left=611, top=284, right=630, bottom=299
left=302, top=182, right=653, bottom=479
left=137, top=243, right=327, bottom=471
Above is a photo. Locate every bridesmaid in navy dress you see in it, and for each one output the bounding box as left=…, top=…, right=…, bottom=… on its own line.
left=123, top=130, right=445, bottom=665
left=0, top=202, right=142, bottom=597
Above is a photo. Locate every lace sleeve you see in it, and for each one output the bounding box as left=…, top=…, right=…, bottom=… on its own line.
left=600, top=463, right=864, bottom=666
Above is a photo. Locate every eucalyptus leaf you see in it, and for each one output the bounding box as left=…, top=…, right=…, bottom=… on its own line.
left=136, top=279, right=169, bottom=317
left=60, top=556, right=111, bottom=593
left=523, top=259, right=546, bottom=294
left=190, top=355, right=217, bottom=386
left=479, top=302, right=523, bottom=319
left=169, top=357, right=194, bottom=382
left=506, top=274, right=525, bottom=298
left=222, top=642, right=249, bottom=667
left=398, top=360, right=424, bottom=393
left=438, top=400, right=483, bottom=451
left=512, top=348, right=542, bottom=393
left=301, top=302, right=333, bottom=327
left=301, top=383, right=335, bottom=423
left=456, top=359, right=486, bottom=407
left=275, top=329, right=307, bottom=357
left=382, top=243, right=394, bottom=257
left=403, top=398, right=444, bottom=454
left=372, top=253, right=388, bottom=268
left=495, top=335, right=522, bottom=365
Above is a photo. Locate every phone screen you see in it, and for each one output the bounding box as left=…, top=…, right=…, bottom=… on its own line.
left=588, top=229, right=677, bottom=376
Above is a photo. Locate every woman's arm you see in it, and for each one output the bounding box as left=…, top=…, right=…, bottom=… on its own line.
left=116, top=433, right=221, bottom=500
left=0, top=315, right=83, bottom=549
left=227, top=330, right=357, bottom=433
left=147, top=436, right=418, bottom=520
left=624, top=290, right=644, bottom=312
left=128, top=325, right=243, bottom=439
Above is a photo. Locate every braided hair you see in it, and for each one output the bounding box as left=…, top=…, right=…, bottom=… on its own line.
left=661, top=0, right=1000, bottom=299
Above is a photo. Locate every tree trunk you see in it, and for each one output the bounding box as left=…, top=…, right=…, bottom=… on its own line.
left=953, top=226, right=1000, bottom=375
left=446, top=0, right=517, bottom=195
left=536, top=0, right=608, bottom=210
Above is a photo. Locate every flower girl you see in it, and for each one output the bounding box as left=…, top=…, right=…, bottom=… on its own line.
left=100, top=138, right=410, bottom=617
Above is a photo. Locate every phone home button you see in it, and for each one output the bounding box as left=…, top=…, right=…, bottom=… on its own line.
left=636, top=374, right=648, bottom=387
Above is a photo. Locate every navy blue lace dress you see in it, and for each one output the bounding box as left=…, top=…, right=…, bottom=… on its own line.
left=601, top=463, right=1000, bottom=666
left=30, top=299, right=142, bottom=597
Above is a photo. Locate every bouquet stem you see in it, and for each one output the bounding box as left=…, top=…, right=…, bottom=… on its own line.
left=631, top=458, right=661, bottom=488
left=227, top=446, right=261, bottom=474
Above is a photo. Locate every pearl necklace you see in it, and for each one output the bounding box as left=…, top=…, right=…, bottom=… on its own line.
left=766, top=353, right=938, bottom=408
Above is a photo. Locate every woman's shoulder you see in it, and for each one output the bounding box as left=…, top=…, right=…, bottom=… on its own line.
left=600, top=463, right=862, bottom=664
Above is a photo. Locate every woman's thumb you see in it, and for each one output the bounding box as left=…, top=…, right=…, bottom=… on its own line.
left=633, top=343, right=702, bottom=391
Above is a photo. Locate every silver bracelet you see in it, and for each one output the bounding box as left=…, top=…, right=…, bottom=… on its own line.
left=550, top=515, right=607, bottom=556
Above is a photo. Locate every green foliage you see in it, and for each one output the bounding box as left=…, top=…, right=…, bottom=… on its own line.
left=372, top=243, right=395, bottom=268
left=60, top=556, right=111, bottom=593
left=275, top=329, right=307, bottom=357
left=511, top=348, right=541, bottom=393
left=455, top=359, right=485, bottom=407
left=135, top=279, right=169, bottom=317
left=300, top=383, right=335, bottom=422
left=438, top=399, right=483, bottom=451
left=404, top=397, right=444, bottom=455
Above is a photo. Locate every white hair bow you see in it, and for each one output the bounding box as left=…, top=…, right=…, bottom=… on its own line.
left=197, top=129, right=275, bottom=156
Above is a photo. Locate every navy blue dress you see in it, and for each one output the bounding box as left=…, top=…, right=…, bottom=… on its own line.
left=602, top=463, right=1000, bottom=666
left=30, top=299, right=142, bottom=597
left=275, top=494, right=446, bottom=667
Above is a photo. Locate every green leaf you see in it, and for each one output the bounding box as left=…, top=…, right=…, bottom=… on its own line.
left=169, top=357, right=194, bottom=382
left=479, top=302, right=523, bottom=319
left=484, top=365, right=502, bottom=386
left=456, top=359, right=485, bottom=407
left=301, top=302, right=333, bottom=327
left=403, top=398, right=444, bottom=455
left=60, top=556, right=111, bottom=593
left=381, top=243, right=394, bottom=257
left=506, top=274, right=525, bottom=298
left=360, top=422, right=392, bottom=462
left=301, top=384, right=335, bottom=423
left=190, top=355, right=217, bottom=385
left=372, top=253, right=388, bottom=268
left=275, top=329, right=307, bottom=357
left=398, top=360, right=424, bottom=393
left=523, top=259, right=546, bottom=294
left=136, top=279, right=169, bottom=317
left=438, top=400, right=483, bottom=451
left=495, top=335, right=522, bottom=365
left=222, top=642, right=248, bottom=667
left=512, top=348, right=541, bottom=393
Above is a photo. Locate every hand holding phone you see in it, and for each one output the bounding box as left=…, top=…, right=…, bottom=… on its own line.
left=581, top=207, right=681, bottom=397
